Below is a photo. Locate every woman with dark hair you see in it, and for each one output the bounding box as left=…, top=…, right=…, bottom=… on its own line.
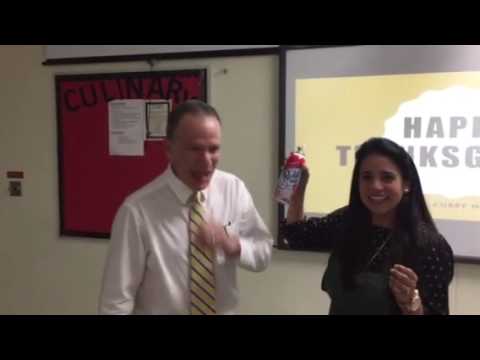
left=281, top=137, right=454, bottom=315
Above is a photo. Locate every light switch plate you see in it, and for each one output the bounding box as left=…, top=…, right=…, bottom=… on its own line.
left=9, top=181, right=21, bottom=196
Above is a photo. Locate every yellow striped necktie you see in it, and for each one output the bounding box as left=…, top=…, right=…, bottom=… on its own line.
left=189, top=191, right=216, bottom=315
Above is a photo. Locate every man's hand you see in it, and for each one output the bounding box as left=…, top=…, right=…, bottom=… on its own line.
left=196, top=222, right=241, bottom=258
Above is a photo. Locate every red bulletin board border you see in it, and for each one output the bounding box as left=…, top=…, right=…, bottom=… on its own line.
left=56, top=69, right=207, bottom=238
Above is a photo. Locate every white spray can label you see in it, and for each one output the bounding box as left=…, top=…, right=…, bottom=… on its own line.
left=275, top=147, right=306, bottom=205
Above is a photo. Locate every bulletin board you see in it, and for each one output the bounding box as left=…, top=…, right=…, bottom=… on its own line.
left=56, top=69, right=207, bottom=238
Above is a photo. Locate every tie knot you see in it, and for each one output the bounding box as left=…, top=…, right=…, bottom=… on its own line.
left=191, top=191, right=205, bottom=205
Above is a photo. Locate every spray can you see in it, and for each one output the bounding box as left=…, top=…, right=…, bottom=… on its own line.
left=275, top=146, right=306, bottom=205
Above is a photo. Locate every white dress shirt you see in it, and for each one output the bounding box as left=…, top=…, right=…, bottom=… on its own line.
left=98, top=166, right=273, bottom=315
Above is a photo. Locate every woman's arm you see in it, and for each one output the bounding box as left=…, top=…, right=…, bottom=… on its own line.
left=417, top=235, right=454, bottom=315
left=280, top=166, right=346, bottom=251
left=390, top=234, right=454, bottom=315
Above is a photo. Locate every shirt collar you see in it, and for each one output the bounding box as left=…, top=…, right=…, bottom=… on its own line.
left=166, top=165, right=209, bottom=206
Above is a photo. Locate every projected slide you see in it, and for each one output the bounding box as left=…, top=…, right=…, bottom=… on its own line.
left=297, top=73, right=480, bottom=222
left=282, top=45, right=480, bottom=260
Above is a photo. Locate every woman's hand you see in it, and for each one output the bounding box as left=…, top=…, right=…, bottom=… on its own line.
left=389, top=264, right=423, bottom=314
left=293, top=166, right=310, bottom=200
left=286, top=165, right=309, bottom=224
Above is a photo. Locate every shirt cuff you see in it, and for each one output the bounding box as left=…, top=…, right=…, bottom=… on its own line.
left=236, top=237, right=252, bottom=268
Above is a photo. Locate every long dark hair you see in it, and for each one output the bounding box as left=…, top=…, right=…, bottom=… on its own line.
left=337, top=137, right=438, bottom=288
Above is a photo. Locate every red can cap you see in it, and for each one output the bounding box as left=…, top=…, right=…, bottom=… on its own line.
left=286, top=151, right=306, bottom=166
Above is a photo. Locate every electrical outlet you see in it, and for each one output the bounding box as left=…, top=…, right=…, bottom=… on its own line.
left=9, top=181, right=21, bottom=196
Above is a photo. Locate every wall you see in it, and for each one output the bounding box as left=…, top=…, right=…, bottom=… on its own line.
left=0, top=45, right=478, bottom=314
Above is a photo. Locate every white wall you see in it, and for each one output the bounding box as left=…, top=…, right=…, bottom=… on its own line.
left=0, top=45, right=478, bottom=314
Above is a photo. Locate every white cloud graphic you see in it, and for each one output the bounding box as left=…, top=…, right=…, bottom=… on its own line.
left=383, top=86, right=480, bottom=198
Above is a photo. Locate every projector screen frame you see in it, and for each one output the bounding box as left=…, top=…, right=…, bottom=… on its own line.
left=277, top=45, right=480, bottom=264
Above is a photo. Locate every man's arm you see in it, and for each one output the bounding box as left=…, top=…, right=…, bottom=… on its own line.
left=232, top=181, right=273, bottom=272
left=98, top=203, right=146, bottom=314
left=196, top=179, right=273, bottom=272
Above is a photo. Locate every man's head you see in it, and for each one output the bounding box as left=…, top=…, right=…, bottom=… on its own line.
left=166, top=100, right=222, bottom=191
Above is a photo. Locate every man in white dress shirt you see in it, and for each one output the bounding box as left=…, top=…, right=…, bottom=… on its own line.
left=98, top=100, right=273, bottom=314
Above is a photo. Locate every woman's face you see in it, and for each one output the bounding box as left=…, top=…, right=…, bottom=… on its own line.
left=358, top=154, right=409, bottom=228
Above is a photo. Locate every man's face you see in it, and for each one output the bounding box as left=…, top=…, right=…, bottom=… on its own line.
left=167, top=113, right=221, bottom=191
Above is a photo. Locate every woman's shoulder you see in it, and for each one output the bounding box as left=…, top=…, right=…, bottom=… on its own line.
left=418, top=222, right=447, bottom=241
left=418, top=223, right=454, bottom=259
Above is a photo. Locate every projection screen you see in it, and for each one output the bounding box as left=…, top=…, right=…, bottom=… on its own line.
left=280, top=45, right=480, bottom=262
